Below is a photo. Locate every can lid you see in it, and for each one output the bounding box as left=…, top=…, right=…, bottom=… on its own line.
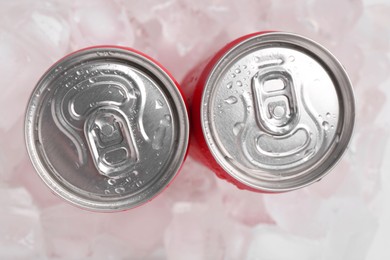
left=25, top=47, right=189, bottom=211
left=202, top=32, right=355, bottom=192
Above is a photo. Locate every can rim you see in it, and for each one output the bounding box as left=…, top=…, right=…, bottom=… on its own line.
left=25, top=46, right=189, bottom=211
left=201, top=32, right=355, bottom=192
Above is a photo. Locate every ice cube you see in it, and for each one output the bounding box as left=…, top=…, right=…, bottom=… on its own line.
left=218, top=180, right=273, bottom=226
left=165, top=156, right=217, bottom=202
left=101, top=193, right=172, bottom=258
left=307, top=0, right=363, bottom=41
left=0, top=187, right=44, bottom=259
left=164, top=202, right=226, bottom=260
left=263, top=189, right=326, bottom=238
left=70, top=0, right=134, bottom=48
left=246, top=225, right=320, bottom=260
left=320, top=198, right=377, bottom=260
left=40, top=204, right=104, bottom=258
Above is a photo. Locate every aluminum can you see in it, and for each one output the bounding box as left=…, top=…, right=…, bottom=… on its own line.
left=182, top=32, right=355, bottom=192
left=25, top=46, right=189, bottom=211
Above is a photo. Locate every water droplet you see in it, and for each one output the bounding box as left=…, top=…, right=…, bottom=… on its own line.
left=165, top=115, right=171, bottom=122
left=125, top=177, right=132, bottom=182
left=152, top=126, right=166, bottom=150
left=115, top=187, right=125, bottom=194
left=133, top=170, right=139, bottom=176
left=231, top=73, right=236, bottom=78
left=243, top=65, right=247, bottom=69
left=224, top=96, right=238, bottom=104
left=331, top=125, right=334, bottom=129
left=108, top=179, right=116, bottom=185
left=304, top=148, right=315, bottom=157
left=289, top=55, right=295, bottom=62
left=233, top=122, right=244, bottom=136
left=254, top=56, right=261, bottom=62
left=236, top=81, right=243, bottom=87
left=326, top=112, right=331, bottom=118
left=235, top=68, right=241, bottom=74
left=322, top=121, right=329, bottom=130
left=335, top=134, right=340, bottom=143
left=89, top=78, right=95, bottom=83
left=104, top=190, right=110, bottom=195
left=155, top=99, right=164, bottom=109
left=226, top=81, right=233, bottom=89
left=76, top=71, right=81, bottom=76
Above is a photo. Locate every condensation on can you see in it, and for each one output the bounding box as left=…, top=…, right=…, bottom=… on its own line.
left=183, top=32, right=355, bottom=192
left=25, top=46, right=189, bottom=211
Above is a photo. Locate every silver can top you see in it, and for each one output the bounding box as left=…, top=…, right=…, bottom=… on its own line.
left=25, top=47, right=189, bottom=211
left=202, top=32, right=355, bottom=192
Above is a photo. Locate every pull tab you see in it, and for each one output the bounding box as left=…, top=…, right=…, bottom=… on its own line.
left=252, top=68, right=299, bottom=135
left=84, top=106, right=139, bottom=179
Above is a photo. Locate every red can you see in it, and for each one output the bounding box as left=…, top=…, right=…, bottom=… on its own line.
left=182, top=31, right=355, bottom=193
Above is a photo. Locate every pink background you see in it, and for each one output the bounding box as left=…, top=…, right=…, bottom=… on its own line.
left=0, top=0, right=389, bottom=259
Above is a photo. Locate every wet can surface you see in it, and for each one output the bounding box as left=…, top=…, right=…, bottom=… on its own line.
left=183, top=32, right=355, bottom=192
left=25, top=46, right=189, bottom=211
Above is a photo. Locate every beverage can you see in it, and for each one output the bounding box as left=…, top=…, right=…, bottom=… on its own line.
left=25, top=46, right=189, bottom=211
left=183, top=32, right=355, bottom=192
